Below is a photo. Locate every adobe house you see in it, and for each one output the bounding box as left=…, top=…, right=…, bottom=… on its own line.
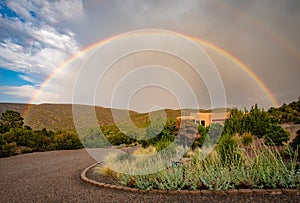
left=177, top=112, right=230, bottom=127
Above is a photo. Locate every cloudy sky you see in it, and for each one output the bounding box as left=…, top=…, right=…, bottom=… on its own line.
left=0, top=0, right=299, bottom=112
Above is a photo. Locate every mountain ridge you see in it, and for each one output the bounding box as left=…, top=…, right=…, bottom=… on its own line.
left=0, top=103, right=228, bottom=131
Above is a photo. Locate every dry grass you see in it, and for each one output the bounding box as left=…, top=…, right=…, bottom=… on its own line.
left=132, top=146, right=157, bottom=155
left=100, top=143, right=300, bottom=191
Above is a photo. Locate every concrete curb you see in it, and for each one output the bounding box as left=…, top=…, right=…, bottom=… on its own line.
left=81, top=163, right=300, bottom=196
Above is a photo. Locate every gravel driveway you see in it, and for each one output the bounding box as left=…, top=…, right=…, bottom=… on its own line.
left=0, top=149, right=299, bottom=203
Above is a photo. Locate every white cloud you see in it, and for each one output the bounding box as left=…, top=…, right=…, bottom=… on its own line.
left=0, top=85, right=60, bottom=102
left=33, top=26, right=79, bottom=53
left=18, top=74, right=35, bottom=84
left=0, top=0, right=83, bottom=84
left=0, top=39, right=73, bottom=75
left=0, top=0, right=85, bottom=104
left=7, top=0, right=85, bottom=24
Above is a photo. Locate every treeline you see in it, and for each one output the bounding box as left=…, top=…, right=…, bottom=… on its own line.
left=79, top=98, right=300, bottom=151
left=82, top=103, right=296, bottom=151
left=81, top=119, right=177, bottom=151
left=223, top=104, right=289, bottom=146
left=1, top=98, right=300, bottom=158
left=0, top=110, right=82, bottom=157
left=268, top=98, right=300, bottom=124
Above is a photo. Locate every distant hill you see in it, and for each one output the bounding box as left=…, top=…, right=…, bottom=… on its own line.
left=0, top=103, right=225, bottom=131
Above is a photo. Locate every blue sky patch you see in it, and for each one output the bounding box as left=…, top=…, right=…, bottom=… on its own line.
left=0, top=1, right=25, bottom=22
left=29, top=10, right=36, bottom=18
left=0, top=68, right=33, bottom=86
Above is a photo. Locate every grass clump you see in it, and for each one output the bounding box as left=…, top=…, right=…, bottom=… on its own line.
left=241, top=132, right=254, bottom=147
left=249, top=144, right=299, bottom=189
left=132, top=145, right=157, bottom=155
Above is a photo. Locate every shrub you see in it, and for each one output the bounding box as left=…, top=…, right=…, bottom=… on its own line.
left=154, top=140, right=173, bottom=151
left=0, top=142, right=17, bottom=157
left=224, top=105, right=289, bottom=144
left=106, top=131, right=132, bottom=146
left=0, top=110, right=24, bottom=129
left=290, top=129, right=300, bottom=160
left=192, top=124, right=208, bottom=148
left=249, top=145, right=298, bottom=189
left=140, top=119, right=176, bottom=149
left=0, top=124, right=9, bottom=134
left=176, top=119, right=198, bottom=148
left=241, top=133, right=254, bottom=147
left=81, top=129, right=109, bottom=148
left=53, top=131, right=83, bottom=150
left=96, top=166, right=116, bottom=178
left=107, top=143, right=300, bottom=191
left=217, top=133, right=243, bottom=166
left=0, top=109, right=86, bottom=156
left=207, top=123, right=224, bottom=145
left=264, top=124, right=289, bottom=146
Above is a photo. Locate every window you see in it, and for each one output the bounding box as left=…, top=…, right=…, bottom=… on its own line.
left=201, top=120, right=205, bottom=126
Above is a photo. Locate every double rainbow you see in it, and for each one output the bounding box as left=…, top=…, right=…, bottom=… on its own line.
left=24, top=30, right=279, bottom=117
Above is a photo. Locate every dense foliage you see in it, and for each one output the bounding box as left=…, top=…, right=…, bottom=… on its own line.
left=224, top=104, right=289, bottom=146
left=86, top=103, right=294, bottom=149
left=80, top=128, right=109, bottom=148
left=0, top=110, right=83, bottom=157
left=290, top=129, right=300, bottom=160
left=139, top=119, right=176, bottom=151
left=268, top=98, right=300, bottom=124
left=97, top=98, right=300, bottom=190
left=2, top=98, right=299, bottom=158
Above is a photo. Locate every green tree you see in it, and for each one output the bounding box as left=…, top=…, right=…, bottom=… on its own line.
left=290, top=129, right=300, bottom=160
left=223, top=108, right=245, bottom=135
left=207, top=123, right=224, bottom=144
left=245, top=104, right=270, bottom=138
left=81, top=128, right=109, bottom=148
left=264, top=124, right=289, bottom=146
left=0, top=142, right=17, bottom=157
left=267, top=98, right=300, bottom=124
left=107, top=131, right=132, bottom=146
left=52, top=131, right=83, bottom=150
left=223, top=105, right=288, bottom=146
left=0, top=110, right=24, bottom=131
left=192, top=124, right=208, bottom=148
left=140, top=118, right=176, bottom=149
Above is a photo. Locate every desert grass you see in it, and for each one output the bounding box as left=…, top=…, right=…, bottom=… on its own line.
left=99, top=143, right=300, bottom=191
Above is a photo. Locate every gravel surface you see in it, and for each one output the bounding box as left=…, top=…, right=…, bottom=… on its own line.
left=1, top=149, right=300, bottom=203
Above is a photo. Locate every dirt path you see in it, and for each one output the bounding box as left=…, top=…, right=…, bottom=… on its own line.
left=0, top=149, right=299, bottom=203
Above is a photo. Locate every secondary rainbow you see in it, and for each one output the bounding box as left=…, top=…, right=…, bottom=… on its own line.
left=187, top=35, right=279, bottom=107
left=23, top=30, right=279, bottom=117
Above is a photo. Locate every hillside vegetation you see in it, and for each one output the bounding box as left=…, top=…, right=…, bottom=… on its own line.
left=268, top=98, right=300, bottom=124
left=0, top=110, right=82, bottom=157
left=1, top=99, right=300, bottom=159
left=0, top=103, right=219, bottom=131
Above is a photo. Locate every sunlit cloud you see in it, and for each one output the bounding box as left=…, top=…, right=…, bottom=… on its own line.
left=0, top=0, right=83, bottom=82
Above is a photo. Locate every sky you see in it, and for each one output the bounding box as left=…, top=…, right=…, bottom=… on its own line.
left=0, top=0, right=300, bottom=112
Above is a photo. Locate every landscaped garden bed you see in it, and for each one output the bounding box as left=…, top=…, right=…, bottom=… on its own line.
left=93, top=140, right=300, bottom=192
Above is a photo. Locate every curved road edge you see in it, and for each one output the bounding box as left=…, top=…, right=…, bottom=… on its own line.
left=81, top=162, right=300, bottom=196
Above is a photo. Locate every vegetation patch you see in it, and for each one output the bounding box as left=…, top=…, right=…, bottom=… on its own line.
left=97, top=99, right=300, bottom=191
left=0, top=110, right=83, bottom=157
left=99, top=142, right=300, bottom=191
